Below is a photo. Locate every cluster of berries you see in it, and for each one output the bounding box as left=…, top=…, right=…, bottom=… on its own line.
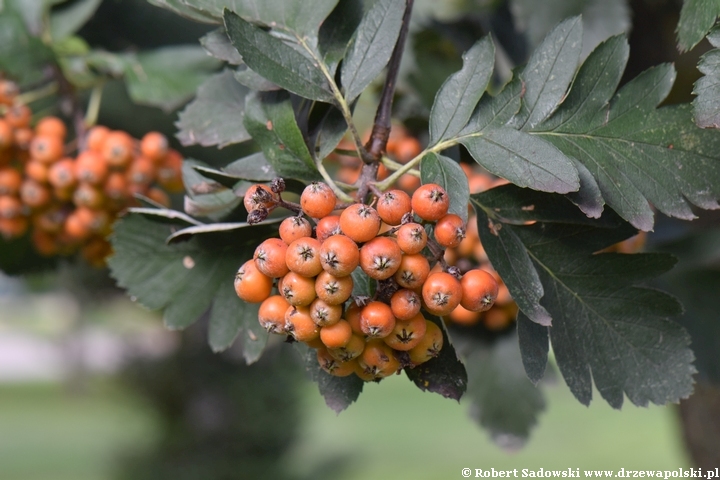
left=235, top=179, right=500, bottom=381
left=0, top=79, right=183, bottom=266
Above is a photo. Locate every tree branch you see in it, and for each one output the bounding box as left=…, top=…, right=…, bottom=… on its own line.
left=363, top=0, right=414, bottom=164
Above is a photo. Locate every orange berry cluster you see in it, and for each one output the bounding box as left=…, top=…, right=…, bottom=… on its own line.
left=235, top=179, right=500, bottom=381
left=0, top=79, right=183, bottom=266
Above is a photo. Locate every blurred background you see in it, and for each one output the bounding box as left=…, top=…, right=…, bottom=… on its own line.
left=1, top=0, right=718, bottom=479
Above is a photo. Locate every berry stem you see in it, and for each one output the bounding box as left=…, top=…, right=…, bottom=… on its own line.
left=381, top=156, right=420, bottom=177
left=315, top=157, right=355, bottom=202
left=84, top=82, right=105, bottom=129
left=364, top=0, right=414, bottom=164
left=16, top=81, right=59, bottom=106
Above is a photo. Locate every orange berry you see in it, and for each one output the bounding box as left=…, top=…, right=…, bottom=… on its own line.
left=393, top=253, right=430, bottom=290
left=339, top=203, right=381, bottom=243
left=397, top=173, right=421, bottom=193
left=75, top=151, right=109, bottom=185
left=258, top=295, right=291, bottom=334
left=460, top=269, right=499, bottom=312
left=393, top=137, right=422, bottom=163
left=234, top=259, right=273, bottom=303
left=243, top=184, right=274, bottom=212
left=285, top=236, right=323, bottom=277
left=140, top=131, right=169, bottom=162
left=24, top=160, right=49, bottom=184
left=0, top=168, right=23, bottom=195
left=434, top=214, right=465, bottom=248
left=358, top=340, right=399, bottom=379
left=279, top=271, right=317, bottom=306
left=63, top=210, right=91, bottom=241
left=396, top=222, right=427, bottom=254
left=20, top=180, right=51, bottom=209
left=376, top=189, right=411, bottom=226
left=29, top=135, right=64, bottom=164
left=309, top=297, right=342, bottom=327
left=13, top=128, right=33, bottom=150
left=390, top=289, right=421, bottom=321
left=328, top=334, right=365, bottom=362
left=101, top=130, right=134, bottom=168
left=157, top=150, right=184, bottom=193
left=408, top=320, right=443, bottom=365
left=279, top=216, right=312, bottom=244
left=300, top=182, right=336, bottom=218
left=32, top=229, right=59, bottom=256
left=86, top=126, right=110, bottom=152
left=33, top=207, right=66, bottom=233
left=360, top=301, right=396, bottom=339
left=0, top=195, right=23, bottom=218
left=484, top=304, right=517, bottom=331
left=412, top=183, right=449, bottom=221
left=315, top=271, right=354, bottom=305
left=359, top=236, right=402, bottom=280
left=320, top=234, right=359, bottom=277
left=320, top=319, right=353, bottom=348
left=0, top=120, right=13, bottom=149
left=422, top=271, right=462, bottom=316
left=35, top=116, right=67, bottom=139
left=5, top=105, right=31, bottom=128
left=48, top=158, right=76, bottom=189
left=0, top=216, right=28, bottom=239
left=127, top=156, right=156, bottom=185
left=317, top=347, right=357, bottom=377
left=254, top=237, right=290, bottom=278
left=345, top=302, right=364, bottom=336
left=383, top=312, right=427, bottom=351
left=285, top=306, right=320, bottom=342
left=103, top=172, right=129, bottom=203
left=0, top=80, right=19, bottom=105
left=315, top=214, right=341, bottom=242
left=73, top=183, right=105, bottom=209
left=448, top=304, right=482, bottom=326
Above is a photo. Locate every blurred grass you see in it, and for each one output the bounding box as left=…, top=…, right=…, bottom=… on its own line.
left=0, top=369, right=690, bottom=480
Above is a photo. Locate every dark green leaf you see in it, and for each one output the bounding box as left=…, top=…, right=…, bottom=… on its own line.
left=182, top=160, right=241, bottom=220
left=311, top=105, right=348, bottom=161
left=351, top=267, right=375, bottom=298
left=318, top=0, right=364, bottom=73
left=509, top=0, right=631, bottom=59
left=208, top=281, right=269, bottom=362
left=677, top=0, right=720, bottom=52
left=192, top=0, right=338, bottom=38
left=108, top=214, right=252, bottom=331
left=512, top=16, right=582, bottom=129
left=472, top=206, right=552, bottom=326
left=517, top=311, right=549, bottom=385
left=340, top=0, right=405, bottom=102
left=147, top=0, right=217, bottom=23
left=200, top=28, right=243, bottom=64
left=428, top=36, right=495, bottom=145
left=693, top=26, right=720, bottom=128
left=50, top=0, right=102, bottom=41
left=459, top=127, right=579, bottom=194
left=123, top=45, right=221, bottom=112
left=420, top=153, right=470, bottom=223
left=459, top=332, right=546, bottom=447
left=223, top=10, right=334, bottom=103
left=404, top=316, right=467, bottom=401
left=472, top=183, right=616, bottom=226
left=3, top=0, right=61, bottom=36
left=529, top=34, right=720, bottom=231
left=234, top=67, right=280, bottom=91
left=224, top=152, right=278, bottom=180
left=128, top=207, right=202, bottom=226
left=0, top=12, right=53, bottom=86
left=514, top=222, right=693, bottom=408
left=296, top=343, right=364, bottom=413
left=462, top=75, right=523, bottom=132
left=244, top=90, right=321, bottom=182
left=176, top=69, right=251, bottom=148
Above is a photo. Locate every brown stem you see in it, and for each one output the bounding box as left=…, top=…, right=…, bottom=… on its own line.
left=363, top=0, right=414, bottom=164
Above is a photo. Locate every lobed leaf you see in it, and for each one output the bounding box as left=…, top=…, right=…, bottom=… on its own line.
left=340, top=0, right=405, bottom=102
left=223, top=9, right=334, bottom=103
left=428, top=36, right=495, bottom=145
left=200, top=28, right=243, bottom=64
left=123, top=45, right=221, bottom=112
left=108, top=214, right=259, bottom=341
left=455, top=331, right=546, bottom=447
left=244, top=90, right=321, bottom=182
left=527, top=32, right=720, bottom=231
left=693, top=26, right=720, bottom=128
left=296, top=343, right=364, bottom=413
left=404, top=316, right=467, bottom=401
left=176, top=69, right=251, bottom=148
left=420, top=153, right=470, bottom=223
left=676, top=0, right=720, bottom=52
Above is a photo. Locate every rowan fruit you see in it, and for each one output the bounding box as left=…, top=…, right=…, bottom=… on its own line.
left=140, top=132, right=169, bottom=162
left=411, top=183, right=449, bottom=221
left=328, top=334, right=365, bottom=362
left=360, top=301, right=396, bottom=339
left=315, top=214, right=341, bottom=242
left=396, top=222, right=427, bottom=254
left=320, top=319, right=353, bottom=348
left=285, top=306, right=320, bottom=342
left=286, top=236, right=323, bottom=277
left=339, top=203, right=381, bottom=243
left=393, top=253, right=430, bottom=290
left=434, top=214, right=465, bottom=248
left=390, top=289, right=422, bottom=321
left=320, top=234, right=360, bottom=277
left=460, top=269, right=499, bottom=312
left=309, top=297, right=342, bottom=327
left=358, top=340, right=399, bottom=379
left=279, top=216, right=312, bottom=244
left=377, top=189, right=411, bottom=226
left=383, top=312, right=427, bottom=351
left=301, top=182, right=336, bottom=218
left=254, top=237, right=290, bottom=278
left=234, top=259, right=273, bottom=303
left=258, top=295, right=291, bottom=334
left=279, top=271, right=317, bottom=306
left=422, top=271, right=462, bottom=316
left=35, top=116, right=67, bottom=139
left=315, top=271, right=354, bottom=305
left=359, top=236, right=402, bottom=280
left=408, top=320, right=444, bottom=365
left=243, top=184, right=275, bottom=212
